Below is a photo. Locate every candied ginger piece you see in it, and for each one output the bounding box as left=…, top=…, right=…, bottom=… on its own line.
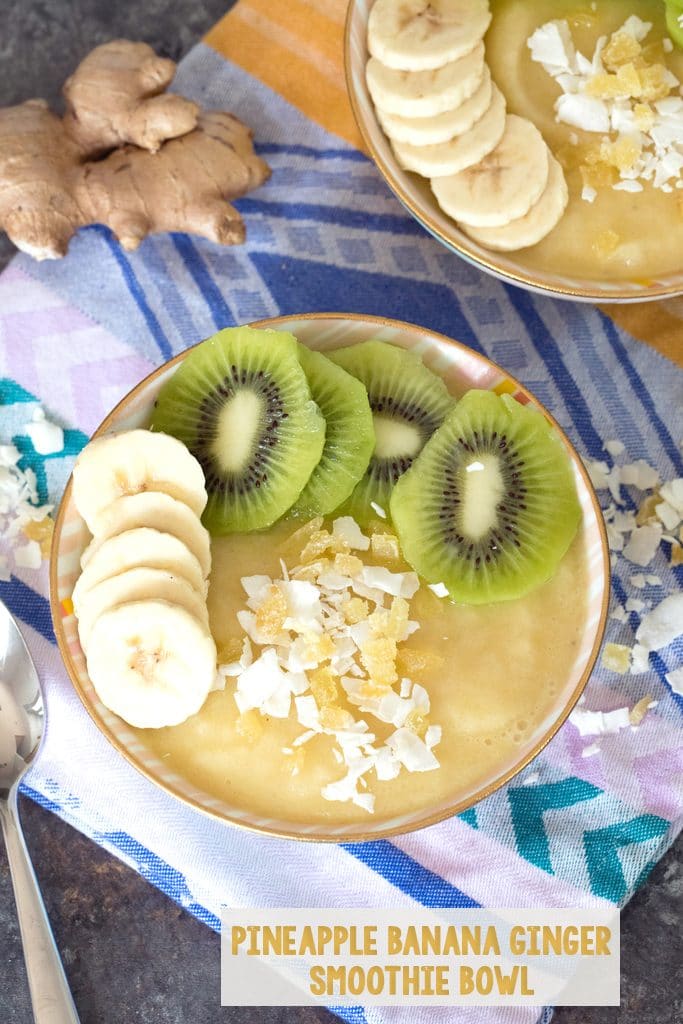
left=279, top=516, right=324, bottom=557
left=236, top=709, right=264, bottom=742
left=360, top=636, right=398, bottom=686
left=370, top=532, right=400, bottom=562
left=601, top=135, right=642, bottom=173
left=23, top=515, right=54, bottom=557
left=334, top=552, right=364, bottom=577
left=633, top=102, right=655, bottom=130
left=320, top=706, right=355, bottom=730
left=309, top=665, right=339, bottom=707
left=580, top=161, right=616, bottom=190
left=342, top=596, right=369, bottom=624
left=629, top=694, right=655, bottom=726
left=254, top=584, right=288, bottom=640
left=634, top=491, right=663, bottom=524
left=217, top=637, right=243, bottom=665
left=360, top=679, right=392, bottom=700
left=585, top=72, right=627, bottom=99
left=292, top=558, right=331, bottom=582
left=602, top=31, right=641, bottom=71
left=300, top=529, right=350, bottom=562
left=601, top=642, right=631, bottom=674
left=671, top=542, right=683, bottom=566
left=638, top=64, right=674, bottom=101
left=405, top=708, right=429, bottom=739
left=592, top=229, right=620, bottom=258
left=396, top=647, right=445, bottom=676
left=387, top=596, right=410, bottom=641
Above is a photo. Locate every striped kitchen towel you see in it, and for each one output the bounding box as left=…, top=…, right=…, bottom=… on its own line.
left=0, top=4, right=682, bottom=1023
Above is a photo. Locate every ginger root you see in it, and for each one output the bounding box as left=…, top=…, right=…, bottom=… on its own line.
left=63, top=40, right=200, bottom=156
left=0, top=40, right=270, bottom=260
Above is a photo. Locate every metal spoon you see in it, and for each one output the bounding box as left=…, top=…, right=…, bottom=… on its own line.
left=0, top=600, right=80, bottom=1024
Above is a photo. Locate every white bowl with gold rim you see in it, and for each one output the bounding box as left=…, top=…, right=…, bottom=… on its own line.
left=345, top=0, right=683, bottom=302
left=50, top=313, right=609, bottom=842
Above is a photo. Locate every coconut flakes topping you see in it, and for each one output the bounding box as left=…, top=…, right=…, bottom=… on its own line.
left=0, top=440, right=53, bottom=574
left=219, top=516, right=443, bottom=813
left=584, top=442, right=682, bottom=702
left=528, top=17, right=683, bottom=198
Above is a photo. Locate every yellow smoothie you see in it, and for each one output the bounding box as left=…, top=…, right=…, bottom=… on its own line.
left=486, top=0, right=683, bottom=281
left=137, top=519, right=590, bottom=827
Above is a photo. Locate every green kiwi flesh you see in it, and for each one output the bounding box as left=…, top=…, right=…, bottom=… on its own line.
left=390, top=390, right=582, bottom=604
left=150, top=327, right=326, bottom=534
left=292, top=346, right=375, bottom=517
left=328, top=340, right=454, bottom=523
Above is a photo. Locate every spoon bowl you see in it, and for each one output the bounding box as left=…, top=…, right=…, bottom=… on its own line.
left=0, top=600, right=80, bottom=1023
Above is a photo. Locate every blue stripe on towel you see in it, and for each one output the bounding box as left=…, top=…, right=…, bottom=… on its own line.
left=343, top=841, right=480, bottom=908
left=597, top=311, right=683, bottom=475
left=94, top=227, right=173, bottom=361
left=257, top=143, right=370, bottom=162
left=171, top=234, right=235, bottom=330
left=503, top=285, right=606, bottom=459
left=0, top=577, right=55, bottom=644
left=237, top=197, right=423, bottom=237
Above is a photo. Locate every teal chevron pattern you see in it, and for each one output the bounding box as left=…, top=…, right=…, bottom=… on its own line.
left=583, top=815, right=671, bottom=902
left=508, top=778, right=602, bottom=873
left=12, top=429, right=88, bottom=506
left=0, top=378, right=36, bottom=404
left=1, top=379, right=87, bottom=508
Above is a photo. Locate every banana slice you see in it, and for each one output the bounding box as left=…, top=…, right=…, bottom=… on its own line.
left=366, top=41, right=485, bottom=117
left=392, top=82, right=505, bottom=177
left=73, top=528, right=208, bottom=616
left=368, top=0, right=492, bottom=72
left=431, top=114, right=549, bottom=227
left=76, top=567, right=209, bottom=652
left=376, top=65, right=492, bottom=145
left=462, top=153, right=568, bottom=251
left=81, top=492, right=211, bottom=578
left=86, top=600, right=216, bottom=729
left=72, top=429, right=208, bottom=534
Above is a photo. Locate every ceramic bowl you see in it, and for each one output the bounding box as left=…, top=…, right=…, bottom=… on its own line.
left=344, top=0, right=683, bottom=302
left=50, top=313, right=609, bottom=841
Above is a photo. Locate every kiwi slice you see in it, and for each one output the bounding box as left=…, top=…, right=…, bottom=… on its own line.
left=150, top=326, right=326, bottom=534
left=390, top=390, right=581, bottom=604
left=291, top=346, right=375, bottom=517
left=328, top=340, right=454, bottom=522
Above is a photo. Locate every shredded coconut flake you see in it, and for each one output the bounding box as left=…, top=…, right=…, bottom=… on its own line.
left=636, top=593, right=683, bottom=651
left=23, top=408, right=64, bottom=456
left=226, top=519, right=442, bottom=812
left=569, top=704, right=632, bottom=736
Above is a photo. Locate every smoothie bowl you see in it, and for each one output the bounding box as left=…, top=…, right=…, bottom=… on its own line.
left=50, top=314, right=609, bottom=841
left=346, top=0, right=683, bottom=301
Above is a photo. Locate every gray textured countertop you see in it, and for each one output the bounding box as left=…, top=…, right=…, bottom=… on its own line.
left=0, top=1, right=680, bottom=1021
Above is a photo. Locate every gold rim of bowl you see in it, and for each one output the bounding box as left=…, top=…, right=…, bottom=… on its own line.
left=50, top=312, right=611, bottom=843
left=343, top=1, right=683, bottom=303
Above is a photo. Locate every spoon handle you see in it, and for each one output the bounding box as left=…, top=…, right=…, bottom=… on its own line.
left=0, top=790, right=80, bottom=1024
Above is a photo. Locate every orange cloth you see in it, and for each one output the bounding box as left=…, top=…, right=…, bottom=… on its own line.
left=206, top=0, right=682, bottom=368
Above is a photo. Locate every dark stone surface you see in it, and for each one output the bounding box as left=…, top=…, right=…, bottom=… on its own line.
left=0, top=1, right=680, bottom=1021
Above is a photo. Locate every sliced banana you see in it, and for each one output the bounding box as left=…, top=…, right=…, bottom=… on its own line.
left=86, top=600, right=217, bottom=729
left=73, top=528, right=208, bottom=616
left=77, top=567, right=209, bottom=652
left=376, top=65, right=492, bottom=145
left=462, top=153, right=568, bottom=251
left=368, top=0, right=492, bottom=72
left=392, top=82, right=505, bottom=177
left=431, top=114, right=550, bottom=227
left=81, top=492, right=211, bottom=578
left=366, top=41, right=485, bottom=117
left=72, top=429, right=208, bottom=534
